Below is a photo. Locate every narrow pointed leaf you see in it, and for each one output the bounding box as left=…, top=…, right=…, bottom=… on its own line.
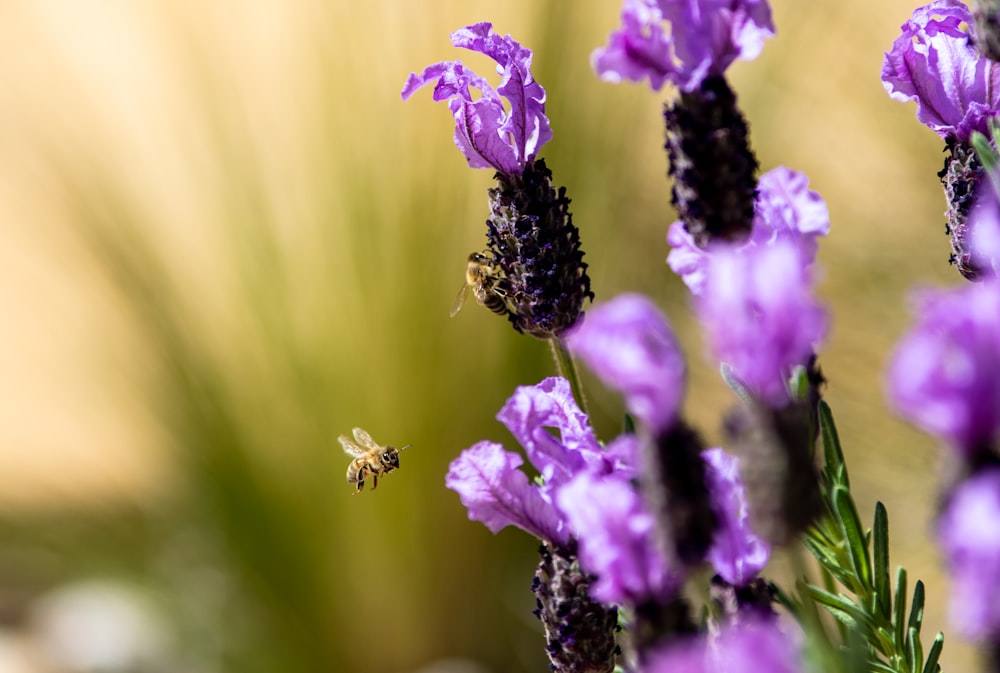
left=873, top=502, right=891, bottom=621
left=908, top=580, right=925, bottom=635
left=908, top=626, right=923, bottom=673
left=819, top=400, right=849, bottom=487
left=720, top=362, right=754, bottom=403
left=834, top=486, right=871, bottom=588
left=922, top=632, right=944, bottom=673
left=893, top=567, right=907, bottom=650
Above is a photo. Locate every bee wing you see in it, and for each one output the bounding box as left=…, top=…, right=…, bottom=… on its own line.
left=450, top=282, right=470, bottom=317
left=339, top=434, right=365, bottom=458
left=352, top=427, right=381, bottom=452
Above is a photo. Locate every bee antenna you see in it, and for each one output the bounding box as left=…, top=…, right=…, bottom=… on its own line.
left=399, top=444, right=412, bottom=452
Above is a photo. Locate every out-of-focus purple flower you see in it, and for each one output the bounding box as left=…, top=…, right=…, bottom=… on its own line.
left=645, top=618, right=803, bottom=673
left=401, top=22, right=552, bottom=174
left=696, top=240, right=827, bottom=407
left=446, top=441, right=567, bottom=545
left=564, top=294, right=686, bottom=434
left=668, top=166, right=829, bottom=295
left=703, top=448, right=770, bottom=586
left=593, top=0, right=775, bottom=93
left=887, top=281, right=1000, bottom=456
left=938, top=469, right=1000, bottom=639
left=497, top=377, right=611, bottom=486
left=969, top=169, right=1000, bottom=279
left=556, top=472, right=681, bottom=605
left=882, top=0, right=1000, bottom=141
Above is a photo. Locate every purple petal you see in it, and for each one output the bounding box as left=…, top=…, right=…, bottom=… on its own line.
left=646, top=618, right=803, bottom=673
left=556, top=472, right=681, bottom=604
left=401, top=23, right=551, bottom=173
left=445, top=441, right=567, bottom=545
left=969, top=172, right=1000, bottom=279
left=696, top=240, right=827, bottom=407
left=887, top=282, right=1000, bottom=455
left=882, top=0, right=1000, bottom=140
left=593, top=0, right=775, bottom=93
left=496, top=377, right=605, bottom=485
left=938, top=470, right=1000, bottom=639
left=703, top=448, right=770, bottom=586
left=564, top=294, right=686, bottom=434
left=668, top=167, right=829, bottom=296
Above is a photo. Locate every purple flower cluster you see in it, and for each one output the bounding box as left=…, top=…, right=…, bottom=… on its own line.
left=882, top=0, right=1000, bottom=141
left=667, top=166, right=830, bottom=296
left=401, top=23, right=551, bottom=174
left=644, top=618, right=803, bottom=673
left=447, top=294, right=770, bottom=607
left=695, top=239, right=828, bottom=408
left=887, top=281, right=1000, bottom=458
left=593, top=0, right=775, bottom=92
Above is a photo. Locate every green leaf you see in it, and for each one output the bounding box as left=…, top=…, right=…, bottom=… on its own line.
left=819, top=401, right=849, bottom=488
left=868, top=659, right=898, bottom=673
left=834, top=486, right=872, bottom=589
left=908, top=580, right=925, bottom=636
left=622, top=413, right=636, bottom=435
left=720, top=362, right=754, bottom=403
left=922, top=633, right=944, bottom=673
left=908, top=626, right=923, bottom=673
left=873, top=502, right=891, bottom=621
left=971, top=130, right=999, bottom=170
left=804, top=585, right=871, bottom=632
left=893, top=567, right=908, bottom=651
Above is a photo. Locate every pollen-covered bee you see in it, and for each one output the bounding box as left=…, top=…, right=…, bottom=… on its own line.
left=450, top=252, right=513, bottom=318
left=339, top=427, right=411, bottom=495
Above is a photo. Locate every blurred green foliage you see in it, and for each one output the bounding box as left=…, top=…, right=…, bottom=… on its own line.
left=0, top=1, right=978, bottom=672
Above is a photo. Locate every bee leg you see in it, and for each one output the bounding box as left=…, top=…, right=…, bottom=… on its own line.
left=353, top=479, right=364, bottom=495
left=371, top=475, right=379, bottom=491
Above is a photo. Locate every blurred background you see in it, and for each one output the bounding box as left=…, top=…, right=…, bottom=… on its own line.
left=0, top=1, right=975, bottom=671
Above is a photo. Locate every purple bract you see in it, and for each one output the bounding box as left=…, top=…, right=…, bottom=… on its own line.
left=938, top=469, right=1000, bottom=640
left=882, top=0, right=1000, bottom=141
left=696, top=239, right=827, bottom=407
left=402, top=22, right=552, bottom=174
left=668, top=166, right=830, bottom=296
left=704, top=447, right=770, bottom=586
left=556, top=471, right=682, bottom=605
left=887, top=281, right=1000, bottom=456
left=645, top=618, right=802, bottom=673
left=564, top=293, right=687, bottom=434
left=593, top=0, right=775, bottom=93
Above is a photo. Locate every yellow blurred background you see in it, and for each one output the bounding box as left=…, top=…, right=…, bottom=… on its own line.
left=0, top=1, right=978, bottom=671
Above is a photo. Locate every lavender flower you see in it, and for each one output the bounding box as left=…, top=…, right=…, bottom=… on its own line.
left=403, top=24, right=592, bottom=338
left=644, top=618, right=803, bottom=673
left=668, top=167, right=830, bottom=295
left=696, top=239, right=828, bottom=408
left=401, top=22, right=551, bottom=174
left=968, top=167, right=1000, bottom=278
left=887, top=281, right=1000, bottom=458
left=882, top=0, right=1000, bottom=142
left=557, top=471, right=682, bottom=605
left=938, top=469, right=1000, bottom=639
left=445, top=441, right=567, bottom=545
left=593, top=0, right=775, bottom=93
left=703, top=448, right=770, bottom=587
left=564, top=294, right=686, bottom=434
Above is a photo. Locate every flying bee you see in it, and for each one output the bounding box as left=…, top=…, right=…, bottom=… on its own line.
left=450, top=252, right=513, bottom=318
left=339, top=427, right=411, bottom=495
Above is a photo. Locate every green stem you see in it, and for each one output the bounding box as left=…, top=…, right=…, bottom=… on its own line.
left=549, top=337, right=590, bottom=418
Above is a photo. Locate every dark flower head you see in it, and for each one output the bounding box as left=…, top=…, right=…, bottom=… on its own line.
left=882, top=0, right=1000, bottom=141
left=401, top=22, right=551, bottom=174
left=938, top=469, right=1000, bottom=640
left=593, top=0, right=775, bottom=93
left=565, top=293, right=686, bottom=435
left=485, top=159, right=593, bottom=338
left=668, top=166, right=830, bottom=295
left=887, top=281, right=1000, bottom=458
